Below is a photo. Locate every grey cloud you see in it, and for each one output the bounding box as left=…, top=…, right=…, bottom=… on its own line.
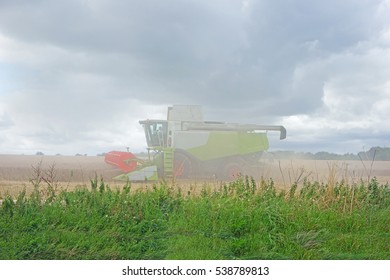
left=0, top=0, right=389, bottom=154
left=1, top=0, right=384, bottom=113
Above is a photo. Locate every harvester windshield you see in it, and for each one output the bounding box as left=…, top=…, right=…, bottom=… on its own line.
left=139, top=120, right=168, bottom=148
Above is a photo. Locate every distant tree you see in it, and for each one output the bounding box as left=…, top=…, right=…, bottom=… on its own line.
left=267, top=146, right=390, bottom=161
left=359, top=146, right=390, bottom=161
left=341, top=153, right=358, bottom=160
left=36, top=151, right=44, bottom=156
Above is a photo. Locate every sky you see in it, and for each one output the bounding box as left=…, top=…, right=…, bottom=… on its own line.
left=1, top=0, right=390, bottom=156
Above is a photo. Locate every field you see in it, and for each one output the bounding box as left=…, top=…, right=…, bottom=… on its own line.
left=1, top=154, right=390, bottom=197
left=1, top=154, right=389, bottom=260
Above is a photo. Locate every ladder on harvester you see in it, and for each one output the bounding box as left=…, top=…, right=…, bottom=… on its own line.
left=163, top=148, right=174, bottom=178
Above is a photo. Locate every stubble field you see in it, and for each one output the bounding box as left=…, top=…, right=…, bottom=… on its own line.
left=1, top=154, right=389, bottom=197
left=0, top=155, right=122, bottom=197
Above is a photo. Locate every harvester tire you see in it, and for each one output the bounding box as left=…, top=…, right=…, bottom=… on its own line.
left=223, top=161, right=244, bottom=181
left=173, top=152, right=192, bottom=179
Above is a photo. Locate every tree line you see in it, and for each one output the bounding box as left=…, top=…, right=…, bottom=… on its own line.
left=271, top=146, right=390, bottom=161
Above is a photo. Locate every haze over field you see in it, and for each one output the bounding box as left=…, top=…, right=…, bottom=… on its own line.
left=1, top=0, right=390, bottom=155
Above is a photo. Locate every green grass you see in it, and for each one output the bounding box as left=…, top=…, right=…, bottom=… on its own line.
left=0, top=176, right=389, bottom=260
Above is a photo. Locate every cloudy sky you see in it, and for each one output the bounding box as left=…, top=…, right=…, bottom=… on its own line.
left=1, top=0, right=390, bottom=155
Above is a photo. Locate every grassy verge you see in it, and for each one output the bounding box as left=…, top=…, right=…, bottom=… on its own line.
left=1, top=176, right=389, bottom=259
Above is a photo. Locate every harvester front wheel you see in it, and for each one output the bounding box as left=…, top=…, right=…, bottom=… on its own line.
left=173, top=153, right=192, bottom=179
left=223, top=161, right=244, bottom=180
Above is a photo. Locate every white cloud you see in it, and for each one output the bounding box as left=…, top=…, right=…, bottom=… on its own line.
left=283, top=31, right=390, bottom=152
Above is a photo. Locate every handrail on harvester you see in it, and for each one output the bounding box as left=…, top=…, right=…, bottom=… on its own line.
left=181, top=122, right=287, bottom=140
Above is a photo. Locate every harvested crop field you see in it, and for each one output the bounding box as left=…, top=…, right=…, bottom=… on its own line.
left=1, top=154, right=389, bottom=197
left=0, top=155, right=123, bottom=197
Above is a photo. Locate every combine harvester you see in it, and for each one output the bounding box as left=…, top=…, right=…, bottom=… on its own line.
left=105, top=105, right=286, bottom=181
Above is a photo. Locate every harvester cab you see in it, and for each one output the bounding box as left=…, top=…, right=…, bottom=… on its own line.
left=141, top=120, right=168, bottom=148
left=105, top=105, right=286, bottom=181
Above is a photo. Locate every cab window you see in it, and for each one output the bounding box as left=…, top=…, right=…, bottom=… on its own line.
left=144, top=122, right=167, bottom=147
